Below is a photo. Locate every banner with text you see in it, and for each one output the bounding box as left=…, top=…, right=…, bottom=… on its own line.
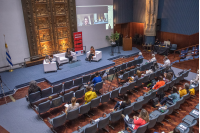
left=73, top=31, right=83, bottom=56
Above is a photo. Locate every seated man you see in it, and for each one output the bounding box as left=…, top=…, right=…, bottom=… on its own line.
left=110, top=94, right=131, bottom=111
left=160, top=56, right=171, bottom=69
left=45, top=55, right=61, bottom=70
left=92, top=72, right=102, bottom=86
left=135, top=52, right=143, bottom=60
left=84, top=86, right=97, bottom=104
left=28, top=80, right=42, bottom=95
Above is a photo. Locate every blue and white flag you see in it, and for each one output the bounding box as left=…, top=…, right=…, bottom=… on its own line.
left=5, top=43, right=13, bottom=67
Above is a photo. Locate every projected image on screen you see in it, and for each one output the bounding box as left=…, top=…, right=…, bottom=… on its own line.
left=76, top=0, right=113, bottom=50
left=77, top=6, right=113, bottom=30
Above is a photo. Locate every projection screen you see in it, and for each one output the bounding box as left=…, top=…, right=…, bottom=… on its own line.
left=76, top=0, right=113, bottom=51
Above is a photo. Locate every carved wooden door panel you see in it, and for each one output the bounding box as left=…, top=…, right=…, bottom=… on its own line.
left=22, top=0, right=77, bottom=57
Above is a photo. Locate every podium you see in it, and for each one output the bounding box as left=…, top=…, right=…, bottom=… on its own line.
left=123, top=38, right=132, bottom=51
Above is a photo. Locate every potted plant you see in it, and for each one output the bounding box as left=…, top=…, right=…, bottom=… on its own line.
left=106, top=31, right=120, bottom=46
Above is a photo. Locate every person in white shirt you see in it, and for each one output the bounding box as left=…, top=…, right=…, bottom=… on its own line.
left=65, top=97, right=79, bottom=114
left=149, top=54, right=156, bottom=62
left=161, top=56, right=171, bottom=68
left=190, top=70, right=199, bottom=84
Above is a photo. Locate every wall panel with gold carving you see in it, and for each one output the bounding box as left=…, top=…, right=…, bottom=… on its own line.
left=21, top=0, right=77, bottom=57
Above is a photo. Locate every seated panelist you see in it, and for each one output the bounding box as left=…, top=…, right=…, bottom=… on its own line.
left=45, top=55, right=61, bottom=70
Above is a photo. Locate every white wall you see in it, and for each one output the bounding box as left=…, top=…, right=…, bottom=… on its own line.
left=0, top=0, right=30, bottom=68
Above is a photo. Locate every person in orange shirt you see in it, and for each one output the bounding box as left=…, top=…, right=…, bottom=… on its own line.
left=122, top=109, right=149, bottom=131
left=152, top=76, right=165, bottom=90
left=144, top=76, right=165, bottom=90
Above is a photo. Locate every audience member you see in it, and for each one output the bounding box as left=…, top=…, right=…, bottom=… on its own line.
left=122, top=109, right=149, bottom=131
left=110, top=94, right=131, bottom=111
left=179, top=83, right=189, bottom=97
left=92, top=72, right=102, bottom=86
left=164, top=73, right=172, bottom=83
left=151, top=76, right=165, bottom=90
left=151, top=62, right=159, bottom=72
left=84, top=86, right=97, bottom=104
left=149, top=54, right=156, bottom=62
left=156, top=87, right=180, bottom=106
left=28, top=80, right=42, bottom=95
left=65, top=97, right=79, bottom=114
left=65, top=48, right=73, bottom=64
left=161, top=56, right=171, bottom=68
left=136, top=52, right=143, bottom=59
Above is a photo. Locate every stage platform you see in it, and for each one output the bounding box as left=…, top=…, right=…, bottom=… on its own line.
left=0, top=46, right=140, bottom=96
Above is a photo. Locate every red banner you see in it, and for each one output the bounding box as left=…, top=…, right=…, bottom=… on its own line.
left=73, top=32, right=83, bottom=51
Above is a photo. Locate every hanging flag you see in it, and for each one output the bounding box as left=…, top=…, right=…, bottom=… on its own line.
left=5, top=43, right=13, bottom=67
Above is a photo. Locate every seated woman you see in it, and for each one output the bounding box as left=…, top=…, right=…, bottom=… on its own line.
left=28, top=80, right=42, bottom=95
left=88, top=46, right=95, bottom=62
left=92, top=72, right=102, bottom=86
left=179, top=83, right=189, bottom=97
left=65, top=97, right=79, bottom=114
left=110, top=94, right=131, bottom=111
left=65, top=48, right=73, bottom=64
left=133, top=70, right=142, bottom=81
left=156, top=86, right=180, bottom=107
left=164, top=73, right=172, bottom=83
left=122, top=109, right=149, bottom=131
left=84, top=86, right=97, bottom=104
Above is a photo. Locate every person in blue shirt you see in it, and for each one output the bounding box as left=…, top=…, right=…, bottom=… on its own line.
left=135, top=52, right=143, bottom=60
left=92, top=72, right=102, bottom=86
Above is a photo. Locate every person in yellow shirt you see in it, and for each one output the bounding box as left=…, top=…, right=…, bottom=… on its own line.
left=179, top=83, right=189, bottom=97
left=84, top=86, right=97, bottom=104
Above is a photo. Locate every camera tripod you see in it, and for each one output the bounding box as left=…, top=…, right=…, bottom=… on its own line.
left=0, top=76, right=10, bottom=104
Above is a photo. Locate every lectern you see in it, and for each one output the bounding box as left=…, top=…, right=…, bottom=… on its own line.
left=123, top=38, right=132, bottom=51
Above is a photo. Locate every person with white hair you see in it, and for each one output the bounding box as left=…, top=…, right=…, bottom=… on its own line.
left=28, top=80, right=42, bottom=95
left=135, top=52, right=143, bottom=60
left=190, top=70, right=199, bottom=84
left=149, top=54, right=156, bottom=62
